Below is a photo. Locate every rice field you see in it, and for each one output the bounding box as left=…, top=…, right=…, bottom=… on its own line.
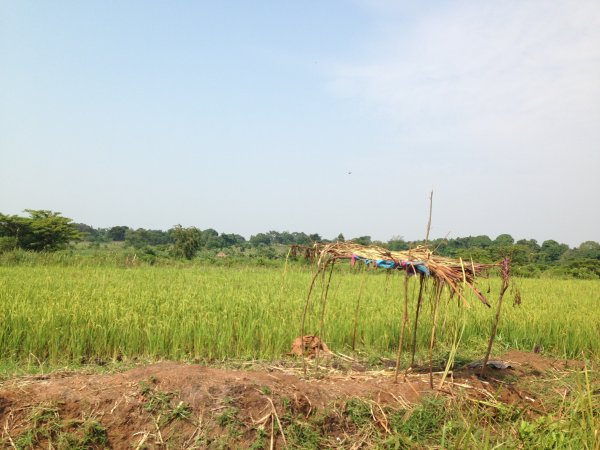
left=0, top=264, right=599, bottom=369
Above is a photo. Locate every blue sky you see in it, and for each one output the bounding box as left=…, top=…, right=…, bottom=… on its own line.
left=1, top=1, right=599, bottom=246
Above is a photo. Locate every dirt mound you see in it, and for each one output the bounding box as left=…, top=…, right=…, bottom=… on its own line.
left=288, top=335, right=332, bottom=359
left=0, top=351, right=585, bottom=448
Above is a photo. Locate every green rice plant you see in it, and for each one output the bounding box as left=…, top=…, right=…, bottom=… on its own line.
left=0, top=265, right=598, bottom=369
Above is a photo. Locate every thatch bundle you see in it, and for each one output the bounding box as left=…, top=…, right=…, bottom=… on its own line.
left=308, top=242, right=499, bottom=307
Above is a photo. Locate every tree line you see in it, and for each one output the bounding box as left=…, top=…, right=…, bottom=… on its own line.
left=1, top=210, right=599, bottom=278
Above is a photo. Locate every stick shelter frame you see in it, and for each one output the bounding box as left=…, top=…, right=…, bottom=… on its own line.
left=294, top=242, right=511, bottom=385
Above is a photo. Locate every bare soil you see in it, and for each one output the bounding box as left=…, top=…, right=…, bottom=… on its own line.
left=0, top=350, right=585, bottom=449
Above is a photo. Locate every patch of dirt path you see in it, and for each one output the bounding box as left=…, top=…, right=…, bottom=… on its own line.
left=0, top=351, right=585, bottom=448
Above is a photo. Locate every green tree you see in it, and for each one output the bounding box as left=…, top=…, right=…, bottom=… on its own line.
left=72, top=223, right=100, bottom=241
left=353, top=236, right=372, bottom=246
left=578, top=241, right=600, bottom=258
left=308, top=233, right=323, bottom=243
left=470, top=235, right=493, bottom=248
left=125, top=228, right=172, bottom=248
left=455, top=247, right=493, bottom=263
left=108, top=226, right=129, bottom=241
left=387, top=235, right=408, bottom=251
left=516, top=239, right=541, bottom=263
left=494, top=234, right=514, bottom=246
left=563, top=241, right=600, bottom=261
left=539, top=240, right=569, bottom=263
left=0, top=210, right=81, bottom=251
left=219, top=233, right=246, bottom=247
left=171, top=225, right=203, bottom=259
left=291, top=232, right=311, bottom=245
left=249, top=233, right=272, bottom=247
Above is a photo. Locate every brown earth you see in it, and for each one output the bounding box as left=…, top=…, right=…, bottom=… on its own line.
left=0, top=351, right=585, bottom=449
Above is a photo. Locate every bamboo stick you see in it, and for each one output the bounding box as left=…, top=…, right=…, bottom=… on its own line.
left=394, top=272, right=410, bottom=382
left=481, top=258, right=511, bottom=377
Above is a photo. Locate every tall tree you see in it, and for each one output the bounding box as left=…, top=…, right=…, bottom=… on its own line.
left=171, top=225, right=203, bottom=259
left=353, top=236, right=372, bottom=246
left=539, top=240, right=569, bottom=262
left=0, top=210, right=81, bottom=251
left=108, top=226, right=129, bottom=241
left=494, top=234, right=515, bottom=246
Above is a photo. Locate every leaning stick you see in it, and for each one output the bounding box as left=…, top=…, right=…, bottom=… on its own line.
left=410, top=274, right=425, bottom=367
left=300, top=264, right=323, bottom=376
left=351, top=264, right=367, bottom=350
left=394, top=272, right=410, bottom=382
left=425, top=190, right=433, bottom=243
left=429, top=282, right=442, bottom=389
left=481, top=258, right=510, bottom=377
left=316, top=259, right=335, bottom=371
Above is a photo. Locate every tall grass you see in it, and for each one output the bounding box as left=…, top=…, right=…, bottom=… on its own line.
left=0, top=265, right=598, bottom=367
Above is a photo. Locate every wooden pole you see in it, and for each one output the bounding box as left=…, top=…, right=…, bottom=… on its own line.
left=481, top=258, right=510, bottom=377
left=300, top=265, right=323, bottom=376
left=316, top=260, right=335, bottom=370
left=429, top=282, right=442, bottom=389
left=425, top=191, right=433, bottom=243
left=351, top=264, right=367, bottom=351
left=410, top=274, right=425, bottom=367
left=394, top=272, right=410, bottom=382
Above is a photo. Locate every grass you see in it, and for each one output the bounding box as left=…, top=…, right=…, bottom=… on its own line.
left=1, top=259, right=597, bottom=448
left=274, top=367, right=599, bottom=449
left=5, top=404, right=109, bottom=450
left=139, top=379, right=193, bottom=426
left=0, top=264, right=598, bottom=370
left=250, top=374, right=598, bottom=449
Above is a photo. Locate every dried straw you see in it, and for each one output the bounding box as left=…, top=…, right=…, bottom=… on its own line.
left=308, top=242, right=498, bottom=307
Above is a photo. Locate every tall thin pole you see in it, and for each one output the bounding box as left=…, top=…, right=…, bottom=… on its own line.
left=394, top=272, right=410, bottom=382
left=316, top=260, right=335, bottom=370
left=429, top=282, right=442, bottom=389
left=481, top=258, right=510, bottom=377
left=301, top=265, right=323, bottom=376
left=351, top=264, right=367, bottom=351
left=425, top=191, right=433, bottom=243
left=410, top=274, right=425, bottom=367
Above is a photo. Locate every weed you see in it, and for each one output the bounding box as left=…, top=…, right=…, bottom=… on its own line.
left=12, top=405, right=109, bottom=450
left=166, top=401, right=192, bottom=423
left=138, top=380, right=152, bottom=396
left=518, top=416, right=571, bottom=448
left=143, top=389, right=173, bottom=414
left=399, top=395, right=449, bottom=442
left=344, top=398, right=373, bottom=428
left=139, top=380, right=192, bottom=426
left=249, top=427, right=268, bottom=450
left=285, top=420, right=320, bottom=449
left=216, top=407, right=239, bottom=427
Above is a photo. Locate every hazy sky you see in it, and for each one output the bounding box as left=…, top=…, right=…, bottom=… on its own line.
left=1, top=1, right=599, bottom=246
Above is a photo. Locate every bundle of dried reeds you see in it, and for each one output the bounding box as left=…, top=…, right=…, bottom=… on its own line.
left=310, top=242, right=498, bottom=307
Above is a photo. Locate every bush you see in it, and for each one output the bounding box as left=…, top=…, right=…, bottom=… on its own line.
left=542, top=259, right=600, bottom=280
left=0, top=236, right=17, bottom=254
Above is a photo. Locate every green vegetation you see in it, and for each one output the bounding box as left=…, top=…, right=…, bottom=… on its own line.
left=0, top=210, right=81, bottom=252
left=139, top=379, right=193, bottom=427
left=0, top=264, right=598, bottom=370
left=204, top=371, right=599, bottom=449
left=10, top=404, right=109, bottom=449
left=288, top=376, right=599, bottom=449
left=2, top=209, right=599, bottom=278
left=1, top=209, right=598, bottom=447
